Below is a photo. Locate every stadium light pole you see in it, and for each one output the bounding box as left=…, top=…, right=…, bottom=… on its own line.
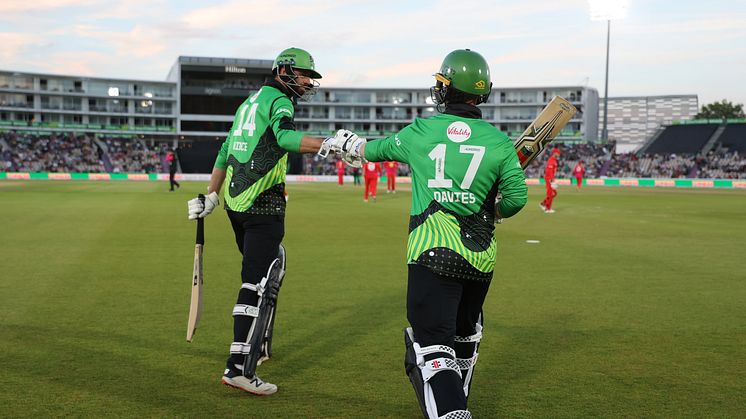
left=589, top=0, right=628, bottom=143
left=602, top=19, right=610, bottom=142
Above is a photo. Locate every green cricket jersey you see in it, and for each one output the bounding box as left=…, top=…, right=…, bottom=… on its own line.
left=214, top=81, right=304, bottom=215
left=365, top=104, right=528, bottom=281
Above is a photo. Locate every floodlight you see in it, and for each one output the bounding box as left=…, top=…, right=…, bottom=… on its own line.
left=588, top=0, right=628, bottom=21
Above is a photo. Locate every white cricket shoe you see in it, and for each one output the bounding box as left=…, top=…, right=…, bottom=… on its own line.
left=539, top=203, right=547, bottom=211
left=544, top=209, right=556, bottom=214
left=222, top=369, right=278, bottom=395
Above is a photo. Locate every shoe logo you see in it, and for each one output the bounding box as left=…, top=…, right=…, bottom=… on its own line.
left=432, top=360, right=441, bottom=368
left=249, top=378, right=263, bottom=388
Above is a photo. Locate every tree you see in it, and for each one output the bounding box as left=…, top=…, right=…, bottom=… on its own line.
left=695, top=99, right=745, bottom=120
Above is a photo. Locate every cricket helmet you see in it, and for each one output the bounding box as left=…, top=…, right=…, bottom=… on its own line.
left=431, top=49, right=492, bottom=108
left=272, top=47, right=322, bottom=79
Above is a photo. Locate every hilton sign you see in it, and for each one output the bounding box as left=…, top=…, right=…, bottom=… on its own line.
left=225, top=65, right=247, bottom=74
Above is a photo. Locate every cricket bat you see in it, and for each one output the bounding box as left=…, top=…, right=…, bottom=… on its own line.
left=186, top=194, right=205, bottom=342
left=514, top=96, right=577, bottom=169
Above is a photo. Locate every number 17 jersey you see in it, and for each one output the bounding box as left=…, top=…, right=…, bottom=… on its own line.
left=364, top=111, right=527, bottom=281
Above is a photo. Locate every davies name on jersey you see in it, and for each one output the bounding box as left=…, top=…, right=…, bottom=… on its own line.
left=433, top=190, right=476, bottom=204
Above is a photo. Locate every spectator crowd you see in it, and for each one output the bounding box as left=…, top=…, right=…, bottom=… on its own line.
left=1, top=132, right=744, bottom=179
left=102, top=137, right=164, bottom=173
left=2, top=131, right=104, bottom=172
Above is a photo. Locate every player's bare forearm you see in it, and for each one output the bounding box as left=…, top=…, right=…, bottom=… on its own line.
left=298, top=135, right=326, bottom=153
left=207, top=168, right=226, bottom=195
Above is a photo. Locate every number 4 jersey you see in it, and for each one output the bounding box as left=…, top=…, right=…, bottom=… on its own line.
left=213, top=81, right=304, bottom=215
left=364, top=106, right=528, bottom=281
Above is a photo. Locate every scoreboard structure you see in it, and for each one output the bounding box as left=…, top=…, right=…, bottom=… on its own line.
left=167, top=56, right=273, bottom=139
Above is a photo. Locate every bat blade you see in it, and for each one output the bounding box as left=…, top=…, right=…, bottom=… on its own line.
left=513, top=96, right=578, bottom=169
left=187, top=196, right=205, bottom=343
left=186, top=241, right=203, bottom=342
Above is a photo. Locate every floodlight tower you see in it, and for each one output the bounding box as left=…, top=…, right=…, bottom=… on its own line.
left=589, top=0, right=628, bottom=142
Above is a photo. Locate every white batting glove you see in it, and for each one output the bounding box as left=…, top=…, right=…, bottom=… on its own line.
left=317, top=136, right=336, bottom=158
left=334, top=129, right=367, bottom=168
left=187, top=192, right=220, bottom=219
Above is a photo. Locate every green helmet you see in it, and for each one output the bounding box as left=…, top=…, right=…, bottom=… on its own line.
left=431, top=49, right=492, bottom=106
left=272, top=47, right=322, bottom=79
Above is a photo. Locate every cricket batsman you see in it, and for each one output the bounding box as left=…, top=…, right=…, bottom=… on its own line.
left=540, top=148, right=560, bottom=213
left=186, top=47, right=342, bottom=396
left=328, top=49, right=527, bottom=418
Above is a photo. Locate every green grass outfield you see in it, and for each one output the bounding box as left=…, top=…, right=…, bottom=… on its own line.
left=0, top=181, right=744, bottom=418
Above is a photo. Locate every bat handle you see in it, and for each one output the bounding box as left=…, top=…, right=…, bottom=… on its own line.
left=196, top=194, right=205, bottom=245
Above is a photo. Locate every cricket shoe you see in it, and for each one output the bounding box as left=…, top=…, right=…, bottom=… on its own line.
left=222, top=369, right=277, bottom=395
left=544, top=209, right=556, bottom=214
left=539, top=203, right=547, bottom=211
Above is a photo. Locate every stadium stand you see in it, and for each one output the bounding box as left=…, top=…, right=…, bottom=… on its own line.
left=695, top=151, right=745, bottom=179
left=100, top=137, right=165, bottom=173
left=524, top=142, right=612, bottom=179
left=175, top=140, right=222, bottom=174
left=1, top=129, right=744, bottom=179
left=716, top=123, right=746, bottom=153
left=605, top=153, right=697, bottom=178
left=644, top=124, right=719, bottom=154
left=2, top=131, right=104, bottom=172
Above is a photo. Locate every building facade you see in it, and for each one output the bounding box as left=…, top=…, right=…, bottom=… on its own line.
left=170, top=56, right=599, bottom=143
left=600, top=95, right=699, bottom=152
left=2, top=56, right=599, bottom=143
left=0, top=71, right=177, bottom=136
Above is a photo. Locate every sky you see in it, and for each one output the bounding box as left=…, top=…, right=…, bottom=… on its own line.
left=1, top=0, right=745, bottom=107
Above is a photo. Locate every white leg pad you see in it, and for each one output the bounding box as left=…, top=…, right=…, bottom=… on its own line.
left=407, top=328, right=463, bottom=419
left=230, top=342, right=252, bottom=355
left=455, top=323, right=483, bottom=397
left=454, top=323, right=482, bottom=344
left=440, top=410, right=472, bottom=419
left=232, top=304, right=259, bottom=317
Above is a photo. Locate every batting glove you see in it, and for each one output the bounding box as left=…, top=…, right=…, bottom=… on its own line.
left=187, top=192, right=220, bottom=219
left=317, top=137, right=336, bottom=158
left=334, top=129, right=367, bottom=168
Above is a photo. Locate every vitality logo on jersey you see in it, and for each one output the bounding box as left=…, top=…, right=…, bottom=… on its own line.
left=446, top=121, right=471, bottom=143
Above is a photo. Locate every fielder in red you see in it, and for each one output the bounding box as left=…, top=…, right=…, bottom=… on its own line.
left=363, top=161, right=381, bottom=202
left=336, top=159, right=345, bottom=185
left=573, top=160, right=586, bottom=189
left=384, top=161, right=398, bottom=193
left=540, top=148, right=560, bottom=213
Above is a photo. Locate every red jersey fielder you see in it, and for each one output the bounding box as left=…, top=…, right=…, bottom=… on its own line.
left=540, top=148, right=560, bottom=213
left=336, top=159, right=345, bottom=185
left=573, top=160, right=586, bottom=189
left=384, top=161, right=399, bottom=193
left=363, top=161, right=382, bottom=202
